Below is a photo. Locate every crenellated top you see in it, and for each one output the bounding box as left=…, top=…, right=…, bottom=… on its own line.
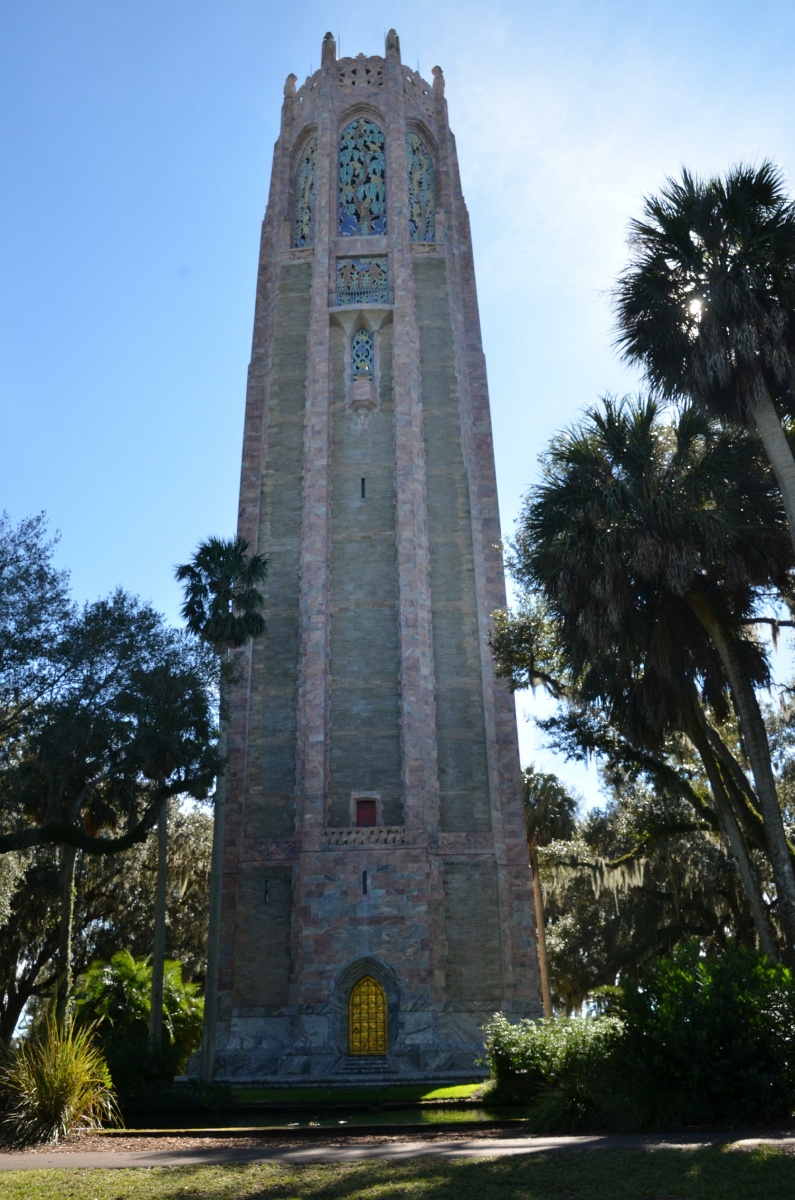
left=290, top=30, right=442, bottom=126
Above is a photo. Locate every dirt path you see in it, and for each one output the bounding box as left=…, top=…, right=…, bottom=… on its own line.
left=2, top=1129, right=795, bottom=1170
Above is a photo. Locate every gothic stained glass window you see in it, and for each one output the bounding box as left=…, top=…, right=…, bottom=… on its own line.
left=407, top=133, right=435, bottom=242
left=294, top=137, right=317, bottom=247
left=336, top=257, right=389, bottom=305
left=339, top=118, right=386, bottom=236
left=351, top=329, right=374, bottom=379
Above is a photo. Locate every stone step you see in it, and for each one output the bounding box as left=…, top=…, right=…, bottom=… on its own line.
left=337, top=1056, right=397, bottom=1077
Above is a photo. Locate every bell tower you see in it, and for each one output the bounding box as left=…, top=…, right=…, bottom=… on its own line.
left=210, top=30, right=540, bottom=1081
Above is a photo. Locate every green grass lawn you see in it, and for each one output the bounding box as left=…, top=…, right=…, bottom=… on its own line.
left=228, top=1082, right=483, bottom=1106
left=2, top=1148, right=794, bottom=1199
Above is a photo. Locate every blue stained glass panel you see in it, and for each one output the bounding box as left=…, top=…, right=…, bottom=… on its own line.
left=339, top=119, right=387, bottom=236
left=407, top=133, right=435, bottom=242
left=294, top=137, right=317, bottom=247
left=351, top=329, right=375, bottom=378
left=336, top=257, right=389, bottom=305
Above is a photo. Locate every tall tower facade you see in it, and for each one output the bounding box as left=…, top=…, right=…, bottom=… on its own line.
left=215, top=30, right=540, bottom=1081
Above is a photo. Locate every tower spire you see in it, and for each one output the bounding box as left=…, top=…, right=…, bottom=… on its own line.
left=385, top=28, right=401, bottom=62
left=321, top=30, right=336, bottom=65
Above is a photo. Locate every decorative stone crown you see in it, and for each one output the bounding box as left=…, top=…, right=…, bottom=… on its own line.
left=291, top=30, right=443, bottom=116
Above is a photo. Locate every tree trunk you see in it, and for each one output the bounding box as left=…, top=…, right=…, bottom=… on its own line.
left=751, top=387, right=795, bottom=561
left=148, top=799, right=169, bottom=1057
left=56, top=844, right=77, bottom=1025
left=200, top=667, right=228, bottom=1083
left=684, top=698, right=779, bottom=959
left=529, top=838, right=553, bottom=1019
left=687, top=587, right=795, bottom=961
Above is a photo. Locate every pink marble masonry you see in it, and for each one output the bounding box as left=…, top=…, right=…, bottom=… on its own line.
left=206, top=30, right=540, bottom=1084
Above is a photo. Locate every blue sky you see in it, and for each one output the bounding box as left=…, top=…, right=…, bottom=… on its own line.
left=3, top=0, right=794, bottom=806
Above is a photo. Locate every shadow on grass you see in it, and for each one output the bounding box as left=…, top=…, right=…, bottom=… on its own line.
left=6, top=1146, right=794, bottom=1200
left=154, top=1149, right=795, bottom=1200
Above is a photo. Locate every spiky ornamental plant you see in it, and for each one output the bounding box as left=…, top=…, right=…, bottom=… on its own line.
left=614, top=162, right=795, bottom=557
left=174, top=536, right=267, bottom=1081
left=0, top=1017, right=119, bottom=1145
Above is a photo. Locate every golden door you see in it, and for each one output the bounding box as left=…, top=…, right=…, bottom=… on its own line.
left=348, top=976, right=387, bottom=1055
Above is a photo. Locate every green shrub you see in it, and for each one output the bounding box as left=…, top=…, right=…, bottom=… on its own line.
left=74, top=950, right=203, bottom=1091
left=619, top=939, right=795, bottom=1125
left=484, top=941, right=795, bottom=1131
left=0, top=1017, right=119, bottom=1145
left=484, top=1012, right=624, bottom=1128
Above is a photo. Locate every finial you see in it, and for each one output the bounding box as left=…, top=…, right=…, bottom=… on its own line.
left=432, top=66, right=444, bottom=95
left=386, top=29, right=401, bottom=62
left=322, top=31, right=337, bottom=66
left=283, top=73, right=297, bottom=99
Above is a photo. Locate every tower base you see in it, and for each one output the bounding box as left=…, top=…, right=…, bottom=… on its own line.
left=189, top=1004, right=533, bottom=1084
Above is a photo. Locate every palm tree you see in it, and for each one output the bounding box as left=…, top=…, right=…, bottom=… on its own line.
left=614, top=162, right=795, bottom=556
left=172, top=536, right=267, bottom=1080
left=523, top=766, right=577, bottom=1017
left=509, top=396, right=795, bottom=957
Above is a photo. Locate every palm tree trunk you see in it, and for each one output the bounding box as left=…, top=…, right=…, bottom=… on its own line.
left=528, top=838, right=553, bottom=1019
left=56, top=844, right=77, bottom=1025
left=687, top=588, right=795, bottom=961
left=751, top=387, right=795, bottom=560
left=683, top=698, right=779, bottom=959
left=200, top=665, right=227, bottom=1083
left=148, top=799, right=169, bottom=1056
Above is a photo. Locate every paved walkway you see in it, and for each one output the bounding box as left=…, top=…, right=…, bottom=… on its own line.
left=2, top=1132, right=795, bottom=1170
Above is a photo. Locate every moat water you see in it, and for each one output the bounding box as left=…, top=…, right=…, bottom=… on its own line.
left=123, top=1104, right=515, bottom=1130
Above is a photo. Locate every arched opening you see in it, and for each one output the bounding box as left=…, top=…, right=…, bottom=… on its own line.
left=406, top=132, right=435, bottom=242
left=348, top=975, right=387, bottom=1054
left=339, top=117, right=386, bottom=236
left=294, top=136, right=317, bottom=247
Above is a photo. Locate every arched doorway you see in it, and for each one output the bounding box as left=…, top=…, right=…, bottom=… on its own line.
left=348, top=975, right=387, bottom=1054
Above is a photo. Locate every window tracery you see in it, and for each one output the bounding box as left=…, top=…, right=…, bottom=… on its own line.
left=351, top=329, right=374, bottom=379
left=338, top=58, right=384, bottom=89
left=336, top=256, right=389, bottom=305
left=407, top=133, right=435, bottom=242
left=339, top=118, right=386, bottom=236
left=294, top=137, right=317, bottom=247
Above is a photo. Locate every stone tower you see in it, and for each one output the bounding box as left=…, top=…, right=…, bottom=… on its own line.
left=212, top=30, right=540, bottom=1082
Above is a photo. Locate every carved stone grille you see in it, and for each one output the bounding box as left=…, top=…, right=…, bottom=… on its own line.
left=339, top=118, right=386, bottom=236
left=294, top=137, right=317, bottom=247
left=349, top=976, right=387, bottom=1055
left=322, top=827, right=407, bottom=847
left=407, top=134, right=435, bottom=242
left=338, top=56, right=384, bottom=89
left=336, top=256, right=389, bottom=305
left=351, top=329, right=374, bottom=378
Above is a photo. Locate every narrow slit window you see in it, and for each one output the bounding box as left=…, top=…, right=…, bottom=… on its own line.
left=351, top=328, right=374, bottom=379
left=356, top=798, right=377, bottom=827
left=360, top=477, right=366, bottom=499
left=362, top=870, right=368, bottom=895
